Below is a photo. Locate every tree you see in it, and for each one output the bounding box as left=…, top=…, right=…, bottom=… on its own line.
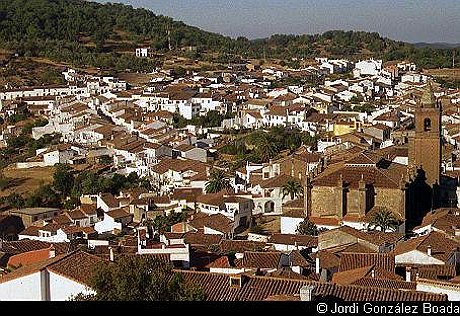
left=296, top=218, right=319, bottom=236
left=152, top=212, right=186, bottom=235
left=3, top=193, right=25, bottom=209
left=73, top=255, right=205, bottom=301
left=53, top=164, right=74, bottom=198
left=368, top=209, right=399, bottom=232
left=282, top=179, right=303, bottom=200
left=205, top=169, right=232, bottom=194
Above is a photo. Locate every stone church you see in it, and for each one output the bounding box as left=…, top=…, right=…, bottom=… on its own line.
left=303, top=84, right=442, bottom=231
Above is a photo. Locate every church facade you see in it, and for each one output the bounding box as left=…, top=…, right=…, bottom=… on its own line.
left=303, top=84, right=442, bottom=231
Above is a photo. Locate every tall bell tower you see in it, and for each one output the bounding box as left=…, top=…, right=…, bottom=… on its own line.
left=408, top=83, right=442, bottom=186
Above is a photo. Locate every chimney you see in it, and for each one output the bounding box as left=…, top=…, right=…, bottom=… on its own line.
left=371, top=269, right=375, bottom=278
left=109, top=246, right=114, bottom=262
left=405, top=266, right=411, bottom=282
left=315, top=256, right=320, bottom=274
left=427, top=246, right=432, bottom=257
left=294, top=241, right=298, bottom=250
left=49, top=246, right=56, bottom=258
left=300, top=284, right=316, bottom=302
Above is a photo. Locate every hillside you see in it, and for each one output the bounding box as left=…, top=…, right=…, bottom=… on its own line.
left=0, top=0, right=459, bottom=71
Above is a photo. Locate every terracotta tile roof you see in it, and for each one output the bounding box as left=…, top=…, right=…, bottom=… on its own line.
left=0, top=254, right=68, bottom=284
left=376, top=146, right=409, bottom=161
left=333, top=265, right=376, bottom=285
left=313, top=161, right=407, bottom=189
left=265, top=267, right=314, bottom=280
left=53, top=214, right=72, bottom=225
left=352, top=277, right=416, bottom=290
left=415, top=208, right=460, bottom=236
left=309, top=216, right=341, bottom=226
left=239, top=251, right=282, bottom=269
left=47, top=251, right=107, bottom=285
left=99, top=193, right=119, bottom=208
left=259, top=174, right=298, bottom=189
left=269, top=234, right=318, bottom=248
left=188, top=213, right=234, bottom=234
left=282, top=208, right=305, bottom=218
left=183, top=231, right=223, bottom=248
left=19, top=226, right=40, bottom=237
left=246, top=111, right=263, bottom=119
left=336, top=242, right=376, bottom=253
left=67, top=209, right=86, bottom=220
left=289, top=250, right=314, bottom=267
left=39, top=223, right=62, bottom=233
left=266, top=104, right=288, bottom=117
left=338, top=252, right=395, bottom=273
left=176, top=270, right=447, bottom=301
left=311, top=250, right=341, bottom=269
left=327, top=225, right=404, bottom=247
left=393, top=231, right=460, bottom=263
left=361, top=230, right=404, bottom=246
left=344, top=151, right=382, bottom=166
left=106, top=208, right=132, bottom=220
left=7, top=247, right=53, bottom=268
left=282, top=198, right=304, bottom=209
left=171, top=188, right=203, bottom=201
left=196, top=192, right=225, bottom=207
left=398, top=264, right=457, bottom=281
left=219, top=240, right=267, bottom=253
left=205, top=256, right=231, bottom=268
left=80, top=204, right=97, bottom=216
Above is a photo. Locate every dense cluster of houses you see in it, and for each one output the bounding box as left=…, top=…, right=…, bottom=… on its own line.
left=1, top=56, right=460, bottom=301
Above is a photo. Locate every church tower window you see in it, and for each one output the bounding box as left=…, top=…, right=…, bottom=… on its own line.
left=424, top=118, right=431, bottom=131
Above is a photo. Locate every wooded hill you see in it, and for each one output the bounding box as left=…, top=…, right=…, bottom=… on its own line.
left=0, top=0, right=458, bottom=70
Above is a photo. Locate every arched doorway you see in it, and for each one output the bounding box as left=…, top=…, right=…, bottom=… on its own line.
left=264, top=201, right=275, bottom=213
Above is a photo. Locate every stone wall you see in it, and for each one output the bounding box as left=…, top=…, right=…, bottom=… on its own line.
left=311, top=186, right=341, bottom=217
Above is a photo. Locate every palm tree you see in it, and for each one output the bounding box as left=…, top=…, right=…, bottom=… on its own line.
left=205, top=169, right=232, bottom=194
left=254, top=137, right=277, bottom=162
left=368, top=209, right=399, bottom=232
left=282, top=179, right=304, bottom=200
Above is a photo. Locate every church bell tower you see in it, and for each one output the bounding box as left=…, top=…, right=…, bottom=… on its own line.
left=408, top=83, right=441, bottom=187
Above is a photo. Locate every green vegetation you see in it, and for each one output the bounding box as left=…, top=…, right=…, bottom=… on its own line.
left=342, top=102, right=376, bottom=114
left=0, top=1, right=459, bottom=70
left=205, top=169, right=232, bottom=194
left=435, top=77, right=460, bottom=89
left=220, top=127, right=319, bottom=169
left=296, top=218, right=319, bottom=236
left=0, top=163, right=153, bottom=210
left=146, top=212, right=186, bottom=235
left=0, top=122, right=60, bottom=169
left=281, top=179, right=304, bottom=200
left=72, top=255, right=205, bottom=301
left=368, top=209, right=400, bottom=232
left=5, top=103, right=31, bottom=124
left=172, top=111, right=234, bottom=129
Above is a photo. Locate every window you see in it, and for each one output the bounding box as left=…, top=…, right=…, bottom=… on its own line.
left=229, top=276, right=241, bottom=287
left=424, top=118, right=431, bottom=131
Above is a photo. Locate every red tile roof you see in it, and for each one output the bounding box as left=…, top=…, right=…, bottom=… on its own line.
left=269, top=234, right=318, bottom=248
left=7, top=247, right=53, bottom=268
left=238, top=251, right=282, bottom=269
left=175, top=270, right=447, bottom=301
